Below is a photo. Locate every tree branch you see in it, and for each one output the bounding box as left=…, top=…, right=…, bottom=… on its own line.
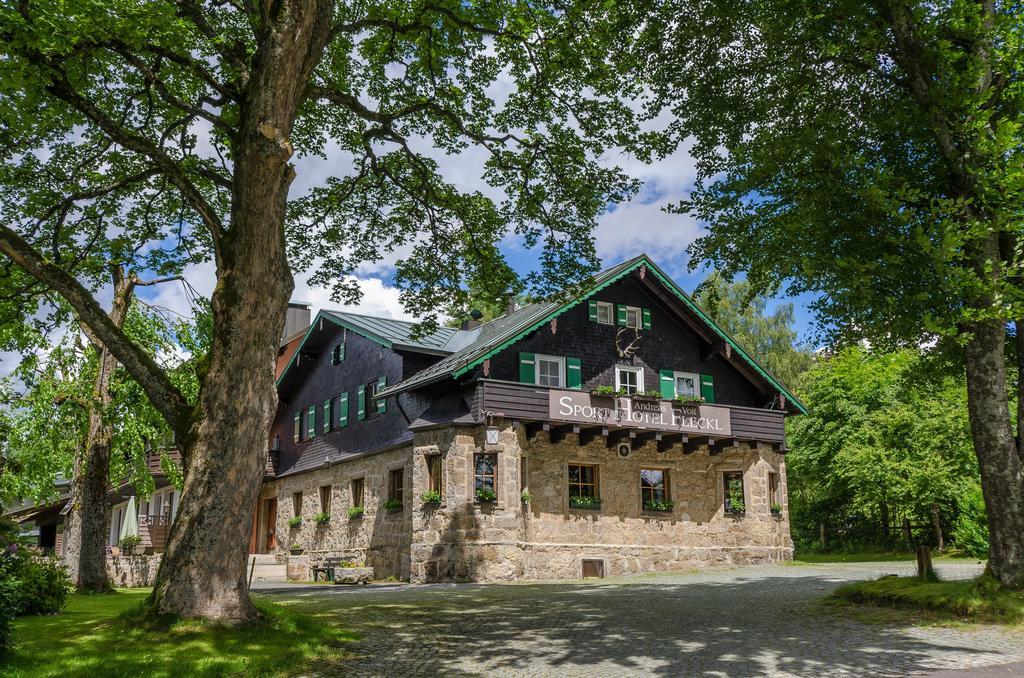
left=0, top=224, right=194, bottom=443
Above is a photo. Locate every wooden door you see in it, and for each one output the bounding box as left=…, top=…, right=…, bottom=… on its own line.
left=265, top=498, right=277, bottom=551
left=581, top=559, right=605, bottom=578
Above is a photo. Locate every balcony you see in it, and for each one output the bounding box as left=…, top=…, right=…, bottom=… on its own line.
left=476, top=379, right=787, bottom=452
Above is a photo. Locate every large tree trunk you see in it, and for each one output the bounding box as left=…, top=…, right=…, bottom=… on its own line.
left=147, top=0, right=333, bottom=623
left=964, top=314, right=1024, bottom=588
left=64, top=268, right=135, bottom=592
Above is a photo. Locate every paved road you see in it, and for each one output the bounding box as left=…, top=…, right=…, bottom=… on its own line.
left=260, top=561, right=1024, bottom=677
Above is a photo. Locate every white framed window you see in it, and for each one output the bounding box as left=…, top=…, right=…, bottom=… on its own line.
left=596, top=301, right=614, bottom=325
left=624, top=305, right=643, bottom=329
left=673, top=371, right=699, bottom=397
left=615, top=365, right=644, bottom=394
left=536, top=354, right=565, bottom=388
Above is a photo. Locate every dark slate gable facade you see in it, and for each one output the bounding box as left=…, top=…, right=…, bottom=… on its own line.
left=256, top=255, right=800, bottom=582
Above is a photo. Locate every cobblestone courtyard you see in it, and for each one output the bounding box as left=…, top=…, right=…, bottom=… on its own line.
left=259, top=562, right=1024, bottom=677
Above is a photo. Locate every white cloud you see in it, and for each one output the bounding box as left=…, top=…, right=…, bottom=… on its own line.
left=595, top=194, right=701, bottom=264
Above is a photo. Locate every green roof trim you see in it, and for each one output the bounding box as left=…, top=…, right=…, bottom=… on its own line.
left=450, top=261, right=640, bottom=379
left=447, top=255, right=806, bottom=413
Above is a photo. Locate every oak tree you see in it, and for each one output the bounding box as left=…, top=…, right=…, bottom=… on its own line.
left=0, top=1, right=645, bottom=620
left=636, top=0, right=1024, bottom=585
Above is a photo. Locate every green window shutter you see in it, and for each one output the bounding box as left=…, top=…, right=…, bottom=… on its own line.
left=642, top=308, right=652, bottom=330
left=323, top=399, right=332, bottom=433
left=338, top=392, right=349, bottom=427
left=616, top=304, right=628, bottom=326
left=518, top=352, right=536, bottom=384
left=357, top=385, right=366, bottom=420
left=700, top=374, right=715, bottom=403
left=566, top=358, right=582, bottom=389
left=307, top=405, right=317, bottom=438
left=293, top=412, right=301, bottom=442
left=588, top=300, right=598, bottom=322
left=659, top=370, right=675, bottom=399
left=376, top=376, right=387, bottom=414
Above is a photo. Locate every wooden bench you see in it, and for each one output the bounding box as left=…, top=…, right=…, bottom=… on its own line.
left=312, top=557, right=345, bottom=582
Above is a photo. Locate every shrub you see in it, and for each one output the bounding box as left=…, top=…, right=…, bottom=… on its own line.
left=569, top=495, right=601, bottom=509
left=313, top=512, right=330, bottom=525
left=420, top=490, right=442, bottom=504
left=0, top=576, right=17, bottom=658
left=952, top=485, right=989, bottom=559
left=475, top=487, right=497, bottom=503
left=119, top=535, right=141, bottom=552
left=382, top=499, right=403, bottom=512
left=347, top=506, right=365, bottom=519
left=0, top=531, right=71, bottom=620
left=288, top=515, right=303, bottom=528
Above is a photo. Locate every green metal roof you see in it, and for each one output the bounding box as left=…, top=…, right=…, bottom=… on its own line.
left=376, top=254, right=807, bottom=414
left=321, top=310, right=462, bottom=351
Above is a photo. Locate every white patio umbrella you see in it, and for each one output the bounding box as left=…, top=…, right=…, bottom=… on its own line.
left=119, top=495, right=139, bottom=542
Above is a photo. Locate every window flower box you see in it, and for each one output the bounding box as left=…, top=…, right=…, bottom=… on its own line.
left=382, top=498, right=403, bottom=513
left=347, top=506, right=365, bottom=520
left=287, top=516, right=302, bottom=528
left=313, top=511, right=331, bottom=525
left=631, top=391, right=662, bottom=402
left=771, top=503, right=783, bottom=518
left=590, top=386, right=623, bottom=399
left=569, top=495, right=602, bottom=510
left=674, top=394, right=706, bottom=405
left=475, top=487, right=497, bottom=503
left=643, top=500, right=674, bottom=513
left=289, top=544, right=304, bottom=555
left=421, top=490, right=442, bottom=505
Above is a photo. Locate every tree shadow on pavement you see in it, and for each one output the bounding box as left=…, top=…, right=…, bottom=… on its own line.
left=263, top=572, right=1022, bottom=677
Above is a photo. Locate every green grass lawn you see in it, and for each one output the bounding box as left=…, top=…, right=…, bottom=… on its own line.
left=831, top=575, right=1024, bottom=625
left=1, top=589, right=357, bottom=677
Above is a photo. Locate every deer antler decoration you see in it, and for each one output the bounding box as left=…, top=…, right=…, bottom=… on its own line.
left=616, top=327, right=642, bottom=358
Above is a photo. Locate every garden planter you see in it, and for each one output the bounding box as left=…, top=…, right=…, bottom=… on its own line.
left=333, top=567, right=373, bottom=585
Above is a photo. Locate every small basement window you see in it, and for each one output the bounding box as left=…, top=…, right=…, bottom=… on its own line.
left=536, top=355, right=565, bottom=388
left=615, top=365, right=643, bottom=395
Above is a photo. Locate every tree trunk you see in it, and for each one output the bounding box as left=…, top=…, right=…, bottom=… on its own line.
left=931, top=503, right=944, bottom=552
left=146, top=0, right=333, bottom=623
left=901, top=516, right=913, bottom=548
left=964, top=315, right=1024, bottom=588
left=63, top=268, right=135, bottom=592
left=880, top=500, right=890, bottom=545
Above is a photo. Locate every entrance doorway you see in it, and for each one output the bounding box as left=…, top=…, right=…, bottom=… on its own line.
left=264, top=498, right=277, bottom=552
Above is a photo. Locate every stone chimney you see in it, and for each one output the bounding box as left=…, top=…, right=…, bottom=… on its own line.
left=460, top=308, right=484, bottom=330
left=505, top=295, right=517, bottom=317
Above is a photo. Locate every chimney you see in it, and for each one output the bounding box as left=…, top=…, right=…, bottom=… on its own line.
left=460, top=308, right=484, bottom=330
left=282, top=301, right=312, bottom=341
left=505, top=295, right=517, bottom=317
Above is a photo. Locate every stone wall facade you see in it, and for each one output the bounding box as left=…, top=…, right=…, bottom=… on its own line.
left=266, top=421, right=792, bottom=582
left=106, top=554, right=162, bottom=588
left=266, top=444, right=413, bottom=580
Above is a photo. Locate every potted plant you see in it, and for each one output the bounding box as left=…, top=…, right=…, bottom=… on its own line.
left=726, top=479, right=746, bottom=516
left=383, top=498, right=403, bottom=512
left=770, top=502, right=783, bottom=517
left=643, top=499, right=674, bottom=513
left=288, top=515, right=302, bottom=528
left=475, top=487, right=497, bottom=503
left=590, top=385, right=620, bottom=399
left=631, top=389, right=663, bottom=402
left=421, top=490, right=442, bottom=505
left=118, top=535, right=141, bottom=555
left=289, top=543, right=304, bottom=555
left=569, top=495, right=601, bottom=510
left=674, top=394, right=705, bottom=405
left=347, top=505, right=365, bottom=519
left=313, top=511, right=331, bottom=525
left=520, top=489, right=531, bottom=505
